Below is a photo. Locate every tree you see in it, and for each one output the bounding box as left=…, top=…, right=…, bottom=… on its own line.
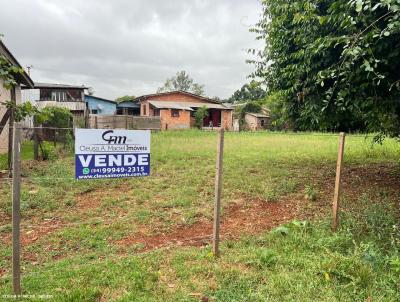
left=194, top=106, right=209, bottom=129
left=158, top=71, right=205, bottom=96
left=116, top=95, right=136, bottom=103
left=251, top=0, right=400, bottom=138
left=228, top=80, right=267, bottom=103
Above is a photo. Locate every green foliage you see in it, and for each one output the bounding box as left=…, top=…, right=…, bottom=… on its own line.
left=251, top=0, right=400, bottom=137
left=115, top=95, right=136, bottom=103
left=263, top=92, right=290, bottom=130
left=228, top=80, right=267, bottom=103
left=0, top=54, right=23, bottom=90
left=234, top=101, right=263, bottom=128
left=194, top=106, right=208, bottom=129
left=38, top=106, right=73, bottom=128
left=2, top=100, right=39, bottom=122
left=65, top=131, right=74, bottom=153
left=39, top=142, right=58, bottom=161
left=158, top=70, right=205, bottom=96
left=304, top=184, right=318, bottom=201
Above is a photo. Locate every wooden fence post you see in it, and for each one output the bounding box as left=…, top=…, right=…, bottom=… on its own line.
left=12, top=122, right=21, bottom=295
left=213, top=129, right=224, bottom=257
left=332, top=132, right=345, bottom=232
left=53, top=129, right=57, bottom=147
left=33, top=124, right=39, bottom=161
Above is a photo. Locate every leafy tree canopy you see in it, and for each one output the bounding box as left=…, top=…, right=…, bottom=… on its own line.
left=234, top=101, right=263, bottom=127
left=229, top=80, right=267, bottom=103
left=115, top=95, right=136, bottom=103
left=194, top=106, right=209, bottom=129
left=0, top=55, right=23, bottom=90
left=158, top=70, right=205, bottom=96
left=251, top=0, right=400, bottom=138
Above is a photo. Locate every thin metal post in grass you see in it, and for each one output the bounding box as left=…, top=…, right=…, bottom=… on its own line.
left=12, top=122, right=22, bottom=295
left=213, top=128, right=224, bottom=257
left=332, top=132, right=345, bottom=232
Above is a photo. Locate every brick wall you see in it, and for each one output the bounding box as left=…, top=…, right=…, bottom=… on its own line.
left=140, top=92, right=210, bottom=117
left=139, top=92, right=233, bottom=130
left=160, top=109, right=191, bottom=130
left=221, top=110, right=233, bottom=130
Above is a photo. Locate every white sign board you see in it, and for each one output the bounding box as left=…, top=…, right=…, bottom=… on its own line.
left=75, top=129, right=150, bottom=180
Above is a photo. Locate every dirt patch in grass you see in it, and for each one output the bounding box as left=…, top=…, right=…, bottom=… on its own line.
left=116, top=196, right=302, bottom=251
left=1, top=163, right=398, bottom=260
left=1, top=217, right=65, bottom=246
left=116, top=163, right=400, bottom=252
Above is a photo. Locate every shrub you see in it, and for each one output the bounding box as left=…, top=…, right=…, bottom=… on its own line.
left=194, top=106, right=208, bottom=129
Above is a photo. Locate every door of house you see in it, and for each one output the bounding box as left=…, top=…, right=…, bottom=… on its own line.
left=203, top=110, right=221, bottom=127
left=211, top=110, right=221, bottom=127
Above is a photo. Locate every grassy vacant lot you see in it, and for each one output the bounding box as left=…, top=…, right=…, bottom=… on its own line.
left=0, top=130, right=399, bottom=301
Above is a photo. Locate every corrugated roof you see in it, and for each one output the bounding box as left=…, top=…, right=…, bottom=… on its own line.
left=148, top=101, right=194, bottom=111
left=136, top=91, right=222, bottom=104
left=33, top=82, right=89, bottom=89
left=149, top=100, right=231, bottom=110
left=247, top=112, right=270, bottom=118
left=84, top=94, right=116, bottom=104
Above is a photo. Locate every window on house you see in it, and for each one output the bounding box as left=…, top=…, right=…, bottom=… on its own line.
left=91, top=109, right=98, bottom=114
left=261, top=119, right=265, bottom=127
left=153, top=109, right=160, bottom=116
left=171, top=109, right=180, bottom=117
left=51, top=91, right=68, bottom=102
left=142, top=105, right=147, bottom=115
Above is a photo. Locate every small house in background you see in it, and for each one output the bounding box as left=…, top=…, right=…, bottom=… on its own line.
left=244, top=112, right=270, bottom=131
left=136, top=91, right=233, bottom=130
left=84, top=95, right=116, bottom=115
left=0, top=40, right=34, bottom=153
left=23, top=82, right=89, bottom=127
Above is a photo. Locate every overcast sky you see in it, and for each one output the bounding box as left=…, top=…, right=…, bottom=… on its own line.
left=1, top=0, right=262, bottom=100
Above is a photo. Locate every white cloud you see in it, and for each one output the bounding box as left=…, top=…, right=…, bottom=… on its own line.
left=0, top=0, right=262, bottom=99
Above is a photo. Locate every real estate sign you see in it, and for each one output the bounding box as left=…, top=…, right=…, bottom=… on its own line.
left=75, top=129, right=150, bottom=180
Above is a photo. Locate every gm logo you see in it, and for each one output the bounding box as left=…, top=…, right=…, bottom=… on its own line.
left=102, top=130, right=127, bottom=144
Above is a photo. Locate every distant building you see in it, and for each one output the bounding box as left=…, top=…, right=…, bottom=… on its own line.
left=22, top=82, right=89, bottom=127
left=244, top=112, right=270, bottom=131
left=84, top=95, right=116, bottom=115
left=0, top=40, right=34, bottom=153
left=136, top=91, right=233, bottom=130
left=116, top=100, right=140, bottom=116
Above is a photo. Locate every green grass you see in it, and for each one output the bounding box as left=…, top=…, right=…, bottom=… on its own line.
left=0, top=141, right=35, bottom=170
left=0, top=130, right=399, bottom=301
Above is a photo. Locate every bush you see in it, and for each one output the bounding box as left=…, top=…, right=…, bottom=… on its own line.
left=194, top=106, right=208, bottom=129
left=37, top=106, right=73, bottom=128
